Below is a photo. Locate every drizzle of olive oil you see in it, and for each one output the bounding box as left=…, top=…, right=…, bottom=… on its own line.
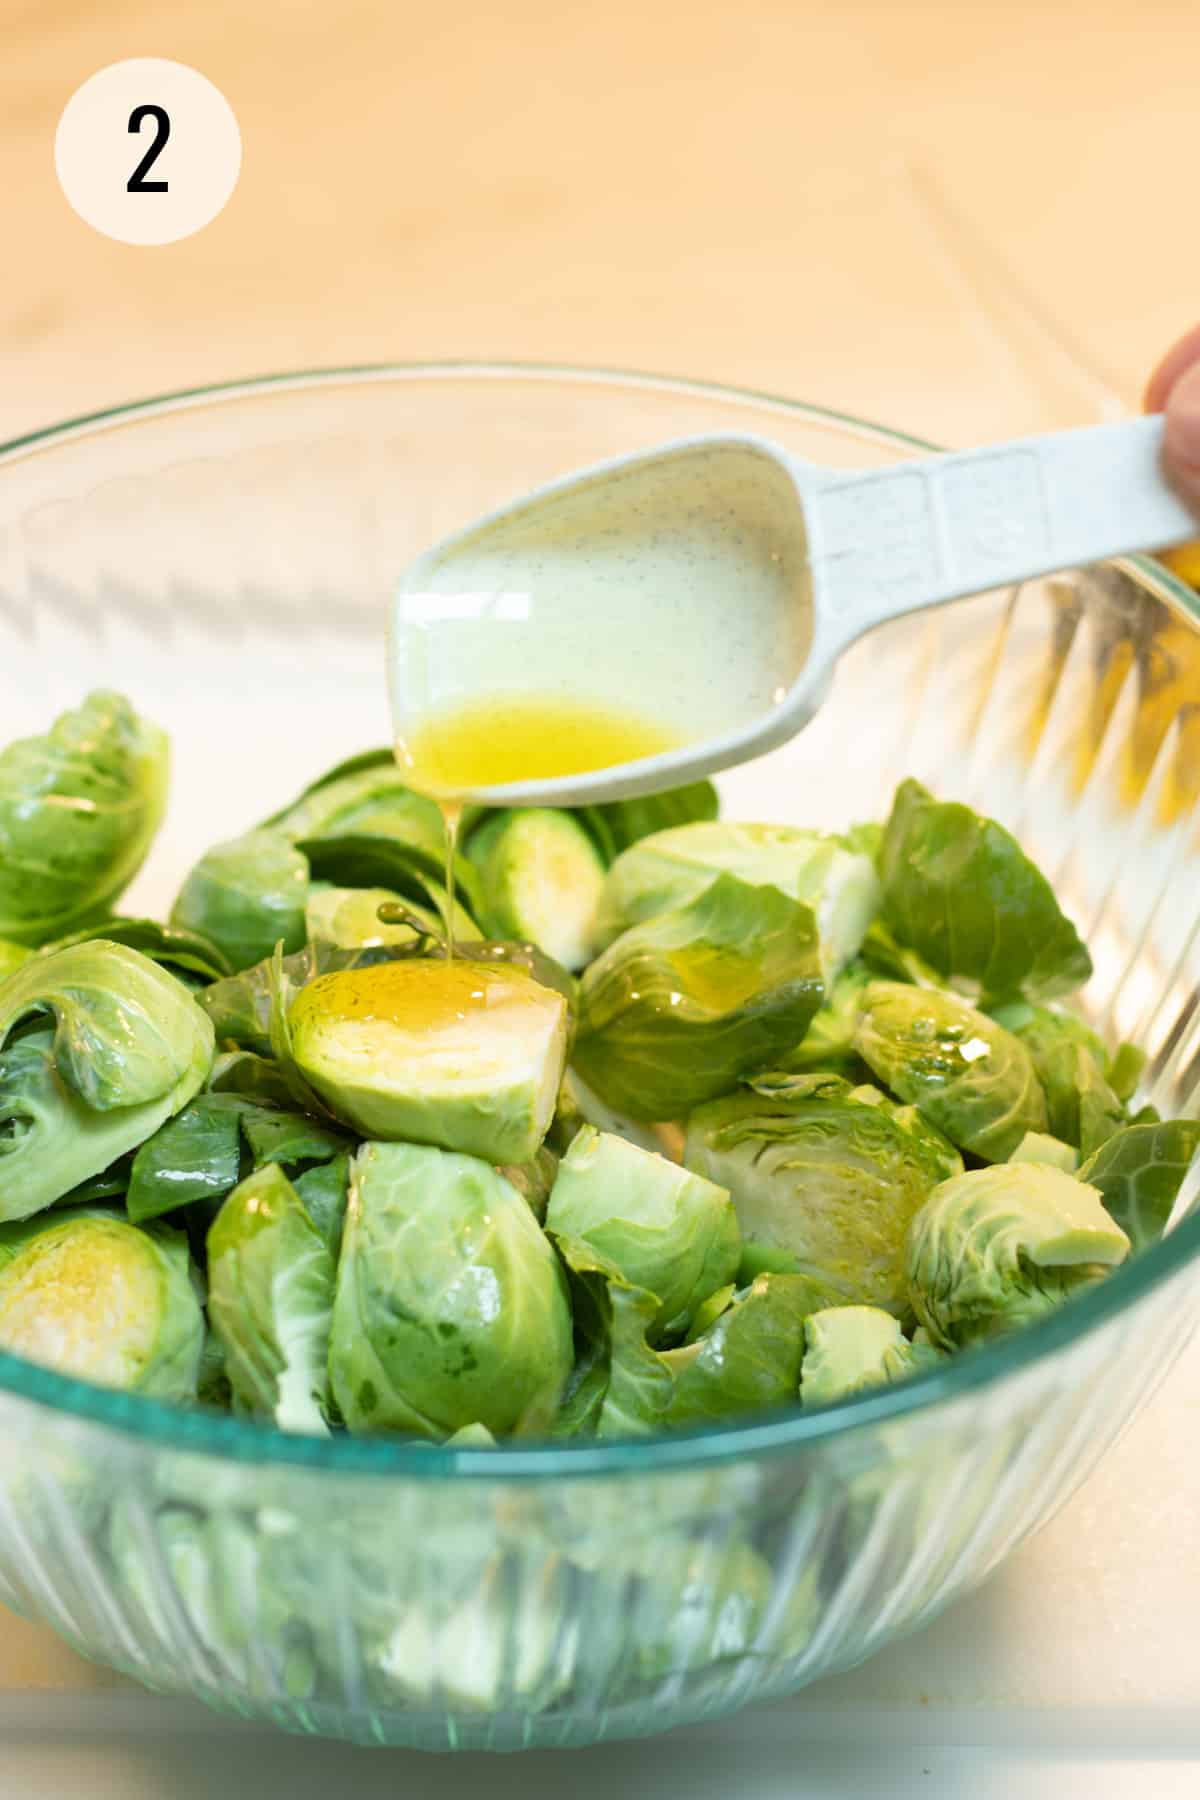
left=396, top=693, right=679, bottom=795
left=398, top=694, right=678, bottom=972
left=298, top=959, right=530, bottom=1035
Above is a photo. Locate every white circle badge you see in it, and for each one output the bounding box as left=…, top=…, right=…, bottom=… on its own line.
left=55, top=59, right=241, bottom=246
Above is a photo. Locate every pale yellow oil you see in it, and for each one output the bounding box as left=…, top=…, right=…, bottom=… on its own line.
left=396, top=692, right=679, bottom=795
left=296, top=959, right=530, bottom=1034
left=398, top=694, right=678, bottom=968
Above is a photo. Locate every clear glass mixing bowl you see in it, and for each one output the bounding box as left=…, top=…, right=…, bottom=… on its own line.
left=1, top=365, right=1199, bottom=1752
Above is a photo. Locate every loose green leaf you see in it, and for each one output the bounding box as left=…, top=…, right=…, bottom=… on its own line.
left=879, top=778, right=1092, bottom=1000
left=1077, top=1120, right=1200, bottom=1252
left=40, top=917, right=232, bottom=984
left=661, top=1273, right=824, bottom=1426
left=989, top=1000, right=1125, bottom=1156
left=572, top=781, right=719, bottom=865
left=126, top=1095, right=248, bottom=1223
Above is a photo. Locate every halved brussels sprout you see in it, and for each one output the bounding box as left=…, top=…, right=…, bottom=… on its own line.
left=1077, top=1119, right=1200, bottom=1252
left=468, top=808, right=605, bottom=972
left=171, top=830, right=309, bottom=974
left=545, top=1126, right=740, bottom=1337
left=207, top=1164, right=336, bottom=1434
left=905, top=1163, right=1130, bottom=1348
left=988, top=1000, right=1126, bottom=1156
left=800, top=1305, right=941, bottom=1408
left=685, top=1072, right=961, bottom=1312
left=0, top=1210, right=203, bottom=1400
left=329, top=1142, right=574, bottom=1437
left=573, top=873, right=824, bottom=1122
left=879, top=779, right=1092, bottom=1001
left=854, top=980, right=1047, bottom=1162
left=0, top=692, right=168, bottom=946
left=595, top=820, right=880, bottom=979
left=288, top=958, right=569, bottom=1165
left=0, top=942, right=214, bottom=1218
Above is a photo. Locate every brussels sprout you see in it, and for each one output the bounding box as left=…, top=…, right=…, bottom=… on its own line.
left=660, top=1272, right=830, bottom=1426
left=309, top=839, right=483, bottom=944
left=207, top=1164, right=336, bottom=1434
left=684, top=1072, right=961, bottom=1312
left=305, top=884, right=436, bottom=951
left=545, top=1126, right=740, bottom=1337
left=624, top=1538, right=771, bottom=1680
left=854, top=980, right=1047, bottom=1162
left=369, top=1552, right=576, bottom=1711
left=550, top=1232, right=673, bottom=1438
left=468, top=808, right=606, bottom=971
left=988, top=1000, right=1125, bottom=1156
left=1010, top=1131, right=1079, bottom=1172
left=905, top=1163, right=1130, bottom=1348
left=40, top=917, right=232, bottom=985
left=0, top=691, right=168, bottom=946
left=800, top=1305, right=942, bottom=1408
left=570, top=779, right=719, bottom=865
left=1077, top=1119, right=1200, bottom=1251
left=859, top=919, right=945, bottom=988
left=878, top=778, right=1092, bottom=1001
left=573, top=873, right=824, bottom=1123
left=776, top=961, right=873, bottom=1076
left=109, top=1502, right=319, bottom=1699
left=171, top=830, right=309, bottom=974
left=289, top=959, right=569, bottom=1165
left=0, top=1210, right=202, bottom=1400
left=0, top=942, right=214, bottom=1218
left=329, top=1142, right=573, bottom=1437
left=264, top=763, right=448, bottom=870
left=595, top=820, right=880, bottom=979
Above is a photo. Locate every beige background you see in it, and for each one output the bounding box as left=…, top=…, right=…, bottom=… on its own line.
left=4, top=0, right=1199, bottom=449
left=3, top=0, right=1200, bottom=1768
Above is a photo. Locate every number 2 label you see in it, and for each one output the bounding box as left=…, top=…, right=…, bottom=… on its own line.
left=126, top=105, right=171, bottom=193
left=56, top=59, right=241, bottom=245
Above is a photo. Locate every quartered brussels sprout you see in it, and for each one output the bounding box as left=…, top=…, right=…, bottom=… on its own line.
left=0, top=1210, right=203, bottom=1401
left=989, top=1000, right=1126, bottom=1157
left=288, top=958, right=569, bottom=1165
left=0, top=942, right=214, bottom=1218
left=329, top=1141, right=574, bottom=1437
left=685, top=1072, right=961, bottom=1312
left=878, top=778, right=1092, bottom=1001
left=207, top=1164, right=337, bottom=1434
left=0, top=691, right=168, bottom=946
left=171, top=830, right=310, bottom=974
left=1078, top=1119, right=1200, bottom=1252
left=660, top=1271, right=834, bottom=1426
left=573, top=872, right=824, bottom=1122
left=595, top=819, right=880, bottom=979
left=545, top=1126, right=740, bottom=1337
left=468, top=808, right=606, bottom=972
left=905, top=1163, right=1130, bottom=1349
left=854, top=980, right=1047, bottom=1162
left=800, top=1305, right=942, bottom=1408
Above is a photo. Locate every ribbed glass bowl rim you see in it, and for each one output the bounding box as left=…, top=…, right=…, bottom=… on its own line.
left=2, top=360, right=1198, bottom=1481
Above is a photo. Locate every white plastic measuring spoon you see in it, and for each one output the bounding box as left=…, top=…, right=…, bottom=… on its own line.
left=388, top=415, right=1197, bottom=805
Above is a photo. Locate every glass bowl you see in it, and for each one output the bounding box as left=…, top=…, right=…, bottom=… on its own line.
left=1, top=365, right=1199, bottom=1753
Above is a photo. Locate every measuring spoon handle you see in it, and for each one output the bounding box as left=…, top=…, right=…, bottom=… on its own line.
left=800, top=414, right=1197, bottom=647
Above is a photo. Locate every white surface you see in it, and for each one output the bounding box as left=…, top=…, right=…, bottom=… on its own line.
left=3, top=1329, right=1198, bottom=1793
